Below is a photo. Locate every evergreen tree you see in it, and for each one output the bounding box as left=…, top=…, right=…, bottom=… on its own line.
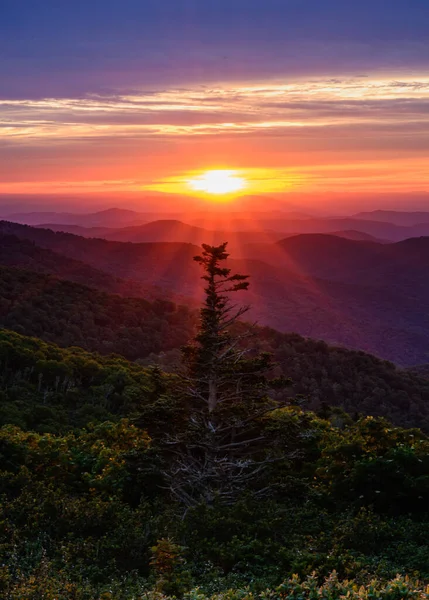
left=164, top=242, right=289, bottom=508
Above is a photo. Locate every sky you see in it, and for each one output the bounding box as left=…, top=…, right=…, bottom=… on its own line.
left=1, top=0, right=429, bottom=212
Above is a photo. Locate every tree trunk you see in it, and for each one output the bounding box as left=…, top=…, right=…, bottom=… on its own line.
left=208, top=378, right=217, bottom=413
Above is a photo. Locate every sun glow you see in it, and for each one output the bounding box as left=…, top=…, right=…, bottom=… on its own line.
left=187, top=170, right=247, bottom=195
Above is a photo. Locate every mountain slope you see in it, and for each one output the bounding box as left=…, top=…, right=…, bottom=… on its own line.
left=0, top=221, right=202, bottom=293
left=2, top=323, right=429, bottom=433
left=272, top=234, right=388, bottom=280
left=244, top=233, right=429, bottom=288
left=39, top=219, right=284, bottom=250
left=0, top=265, right=196, bottom=360
left=103, top=219, right=213, bottom=243
left=0, top=234, right=192, bottom=304
left=39, top=224, right=116, bottom=237
left=6, top=207, right=151, bottom=227
left=0, top=230, right=429, bottom=425
left=232, top=256, right=429, bottom=365
left=236, top=324, right=429, bottom=431
left=3, top=222, right=429, bottom=365
left=252, top=217, right=429, bottom=241
left=329, top=229, right=389, bottom=242
left=354, top=210, right=429, bottom=226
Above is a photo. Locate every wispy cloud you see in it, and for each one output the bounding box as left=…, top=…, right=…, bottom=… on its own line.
left=1, top=76, right=429, bottom=195
left=2, top=77, right=429, bottom=143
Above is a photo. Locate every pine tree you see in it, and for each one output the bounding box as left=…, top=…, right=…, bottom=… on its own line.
left=165, top=242, right=289, bottom=508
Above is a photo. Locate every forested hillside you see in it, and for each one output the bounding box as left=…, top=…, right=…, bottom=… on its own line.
left=2, top=221, right=429, bottom=365
left=1, top=328, right=429, bottom=597
left=0, top=329, right=171, bottom=432
left=0, top=221, right=201, bottom=290
left=1, top=242, right=429, bottom=597
left=1, top=260, right=429, bottom=430
left=145, top=326, right=429, bottom=431
left=2, top=264, right=429, bottom=429
left=249, top=325, right=429, bottom=431
left=0, top=234, right=191, bottom=303
left=0, top=266, right=196, bottom=359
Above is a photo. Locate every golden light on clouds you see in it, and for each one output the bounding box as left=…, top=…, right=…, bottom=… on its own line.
left=187, top=170, right=247, bottom=196
left=2, top=76, right=429, bottom=196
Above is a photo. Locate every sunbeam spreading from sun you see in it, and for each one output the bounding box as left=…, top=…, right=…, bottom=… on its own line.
left=187, top=170, right=247, bottom=196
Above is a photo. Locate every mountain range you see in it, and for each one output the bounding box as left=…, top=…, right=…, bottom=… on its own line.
left=38, top=220, right=387, bottom=247
left=1, top=216, right=429, bottom=365
left=0, top=233, right=193, bottom=304
left=354, top=210, right=429, bottom=226
left=8, top=207, right=429, bottom=241
left=4, top=207, right=152, bottom=227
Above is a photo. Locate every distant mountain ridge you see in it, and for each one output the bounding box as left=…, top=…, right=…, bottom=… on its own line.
left=354, top=210, right=429, bottom=226
left=0, top=220, right=203, bottom=294
left=1, top=221, right=429, bottom=365
left=38, top=221, right=388, bottom=246
left=6, top=208, right=151, bottom=227
left=6, top=205, right=313, bottom=228
left=39, top=219, right=284, bottom=249
left=0, top=233, right=195, bottom=305
left=38, top=224, right=116, bottom=237
left=244, top=233, right=429, bottom=288
left=328, top=230, right=389, bottom=243
left=10, top=207, right=429, bottom=241
left=256, top=217, right=429, bottom=241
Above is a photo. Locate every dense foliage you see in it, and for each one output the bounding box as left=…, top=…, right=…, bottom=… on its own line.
left=2, top=259, right=429, bottom=431
left=0, top=329, right=179, bottom=432
left=1, top=238, right=429, bottom=597
left=3, top=572, right=429, bottom=599
left=0, top=265, right=196, bottom=361
left=1, top=329, right=429, bottom=596
left=252, top=326, right=429, bottom=431
left=409, top=364, right=429, bottom=379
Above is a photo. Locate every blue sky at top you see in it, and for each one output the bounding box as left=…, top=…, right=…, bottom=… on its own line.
left=2, top=1, right=429, bottom=97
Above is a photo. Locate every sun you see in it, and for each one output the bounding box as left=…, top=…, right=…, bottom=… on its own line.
left=187, top=170, right=247, bottom=195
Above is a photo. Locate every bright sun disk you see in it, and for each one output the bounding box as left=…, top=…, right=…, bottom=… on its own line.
left=187, top=170, right=247, bottom=195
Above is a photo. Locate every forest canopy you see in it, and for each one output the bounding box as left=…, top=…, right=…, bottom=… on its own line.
left=1, top=243, right=429, bottom=597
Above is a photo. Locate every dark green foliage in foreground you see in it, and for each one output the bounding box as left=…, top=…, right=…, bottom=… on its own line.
left=0, top=329, right=178, bottom=433
left=146, top=324, right=429, bottom=432
left=251, top=326, right=429, bottom=431
left=1, top=330, right=429, bottom=595
left=2, top=572, right=429, bottom=600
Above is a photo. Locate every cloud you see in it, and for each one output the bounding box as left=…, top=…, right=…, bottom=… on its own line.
left=2, top=1, right=429, bottom=97
left=1, top=75, right=429, bottom=195
left=2, top=77, right=429, bottom=144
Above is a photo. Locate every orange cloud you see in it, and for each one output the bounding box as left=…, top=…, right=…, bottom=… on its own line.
left=1, top=76, right=429, bottom=196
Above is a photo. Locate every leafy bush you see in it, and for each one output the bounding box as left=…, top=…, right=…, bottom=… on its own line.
left=2, top=330, right=429, bottom=592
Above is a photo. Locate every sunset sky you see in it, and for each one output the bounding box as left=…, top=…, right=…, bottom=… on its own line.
left=1, top=0, right=429, bottom=211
